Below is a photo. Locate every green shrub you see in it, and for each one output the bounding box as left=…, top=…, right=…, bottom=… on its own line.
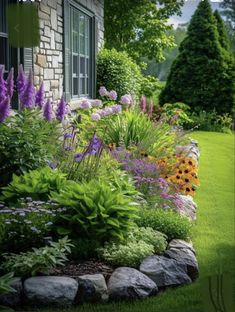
left=0, top=109, right=60, bottom=187
left=1, top=167, right=67, bottom=204
left=140, top=75, right=160, bottom=98
left=98, top=226, right=167, bottom=267
left=137, top=208, right=192, bottom=241
left=97, top=49, right=142, bottom=101
left=0, top=273, right=16, bottom=295
left=1, top=237, right=73, bottom=278
left=51, top=179, right=139, bottom=244
left=161, top=102, right=193, bottom=126
left=99, top=240, right=154, bottom=268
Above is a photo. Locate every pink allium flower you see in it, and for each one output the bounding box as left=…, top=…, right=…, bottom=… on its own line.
left=0, top=97, right=11, bottom=123
left=140, top=96, right=147, bottom=113
left=121, top=94, right=132, bottom=105
left=99, top=86, right=107, bottom=97
left=111, top=104, right=122, bottom=114
left=80, top=99, right=92, bottom=109
left=43, top=99, right=53, bottom=121
left=35, top=81, right=45, bottom=108
left=104, top=107, right=113, bottom=116
left=92, top=99, right=102, bottom=108
left=91, top=112, right=101, bottom=121
left=0, top=65, right=7, bottom=103
left=108, top=90, right=117, bottom=101
left=6, top=68, right=14, bottom=99
left=56, top=97, right=67, bottom=121
left=96, top=109, right=106, bottom=117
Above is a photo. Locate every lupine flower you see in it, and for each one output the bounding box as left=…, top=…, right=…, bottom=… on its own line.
left=111, top=104, right=122, bottom=114
left=43, top=99, right=53, bottom=121
left=121, top=94, right=132, bottom=105
left=99, top=86, right=107, bottom=97
left=108, top=90, right=117, bottom=101
left=0, top=65, right=7, bottom=103
left=20, top=69, right=35, bottom=108
left=91, top=112, right=101, bottom=121
left=35, top=81, right=45, bottom=108
left=0, top=97, right=11, bottom=123
left=92, top=99, right=102, bottom=107
left=6, top=68, right=14, bottom=99
left=56, top=97, right=67, bottom=121
left=140, top=96, right=147, bottom=113
left=16, top=64, right=26, bottom=94
left=80, top=99, right=92, bottom=109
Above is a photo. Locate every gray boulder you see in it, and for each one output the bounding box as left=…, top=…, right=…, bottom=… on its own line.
left=24, top=276, right=78, bottom=305
left=164, top=247, right=199, bottom=281
left=0, top=278, right=23, bottom=307
left=139, top=255, right=191, bottom=287
left=108, top=267, right=157, bottom=300
left=177, top=195, right=197, bottom=221
left=77, top=274, right=108, bottom=303
left=167, top=239, right=195, bottom=254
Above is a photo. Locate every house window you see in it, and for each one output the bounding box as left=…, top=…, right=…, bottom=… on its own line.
left=64, top=0, right=98, bottom=101
left=71, top=8, right=91, bottom=98
left=0, top=0, right=10, bottom=72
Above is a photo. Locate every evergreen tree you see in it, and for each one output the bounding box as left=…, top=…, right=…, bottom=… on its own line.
left=214, top=10, right=230, bottom=51
left=159, top=0, right=235, bottom=114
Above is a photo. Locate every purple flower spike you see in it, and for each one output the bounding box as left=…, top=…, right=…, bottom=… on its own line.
left=99, top=86, right=107, bottom=97
left=43, top=99, right=53, bottom=121
left=74, top=153, right=84, bottom=162
left=6, top=68, right=14, bottom=99
left=20, top=69, right=35, bottom=109
left=16, top=64, right=26, bottom=94
left=108, top=90, right=117, bottom=101
left=35, top=81, right=45, bottom=108
left=140, top=96, right=147, bottom=113
left=0, top=65, right=7, bottom=103
left=0, top=97, right=11, bottom=123
left=56, top=97, right=67, bottom=121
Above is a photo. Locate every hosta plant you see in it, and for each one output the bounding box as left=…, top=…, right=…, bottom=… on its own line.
left=51, top=179, right=139, bottom=243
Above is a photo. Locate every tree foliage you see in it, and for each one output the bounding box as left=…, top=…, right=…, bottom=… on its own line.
left=104, top=0, right=184, bottom=64
left=159, top=0, right=235, bottom=114
left=220, top=0, right=235, bottom=55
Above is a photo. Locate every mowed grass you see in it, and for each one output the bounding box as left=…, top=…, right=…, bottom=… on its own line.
left=35, top=131, right=235, bottom=312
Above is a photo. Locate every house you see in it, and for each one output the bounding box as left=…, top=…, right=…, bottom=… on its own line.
left=0, top=0, right=104, bottom=108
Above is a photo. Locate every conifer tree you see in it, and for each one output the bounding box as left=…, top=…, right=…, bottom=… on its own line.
left=214, top=10, right=230, bottom=51
left=160, top=0, right=235, bottom=114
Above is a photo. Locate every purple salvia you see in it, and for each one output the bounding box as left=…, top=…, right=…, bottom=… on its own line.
left=0, top=65, right=7, bottom=103
left=35, top=81, right=45, bottom=108
left=16, top=64, right=26, bottom=94
left=56, top=97, right=66, bottom=121
left=0, top=97, right=11, bottom=123
left=43, top=99, right=53, bottom=121
left=6, top=68, right=14, bottom=99
left=20, top=68, right=35, bottom=109
left=140, top=96, right=147, bottom=113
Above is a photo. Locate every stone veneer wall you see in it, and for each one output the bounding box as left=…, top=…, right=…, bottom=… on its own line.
left=33, top=0, right=104, bottom=102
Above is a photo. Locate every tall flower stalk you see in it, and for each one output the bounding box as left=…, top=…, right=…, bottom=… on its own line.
left=35, top=81, right=45, bottom=108
left=43, top=99, right=53, bottom=121
left=16, top=64, right=26, bottom=95
left=20, top=69, right=35, bottom=109
left=0, top=65, right=7, bottom=103
left=0, top=97, right=11, bottom=123
left=56, top=97, right=66, bottom=122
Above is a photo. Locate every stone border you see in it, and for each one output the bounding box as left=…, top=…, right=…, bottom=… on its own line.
left=0, top=143, right=200, bottom=307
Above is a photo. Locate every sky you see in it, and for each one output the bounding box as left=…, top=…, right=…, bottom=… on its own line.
left=168, top=0, right=223, bottom=28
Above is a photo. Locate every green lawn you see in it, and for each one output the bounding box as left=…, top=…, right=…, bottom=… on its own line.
left=37, top=131, right=235, bottom=312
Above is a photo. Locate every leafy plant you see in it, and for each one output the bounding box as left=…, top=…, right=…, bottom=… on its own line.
left=0, top=109, right=60, bottom=187
left=51, top=179, right=139, bottom=243
left=1, top=237, right=73, bottom=278
left=0, top=273, right=16, bottom=295
left=1, top=167, right=67, bottom=204
left=140, top=75, right=160, bottom=98
left=137, top=208, right=192, bottom=241
left=161, top=102, right=193, bottom=126
left=98, top=226, right=167, bottom=267
left=97, top=49, right=142, bottom=101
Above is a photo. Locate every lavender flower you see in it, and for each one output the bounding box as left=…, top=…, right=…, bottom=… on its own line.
left=99, top=86, right=107, bottom=97
left=74, top=153, right=84, bottom=162
left=111, top=104, right=122, bottom=114
left=87, top=134, right=103, bottom=155
left=108, top=90, right=117, bottom=101
left=43, top=99, right=53, bottom=121
left=121, top=94, right=132, bottom=105
left=35, top=81, right=45, bottom=108
left=64, top=133, right=73, bottom=139
left=91, top=112, right=101, bottom=121
left=79, top=99, right=92, bottom=109
left=6, top=68, right=14, bottom=99
left=0, top=97, right=11, bottom=123
left=92, top=99, right=102, bottom=108
left=0, top=65, right=7, bottom=103
left=16, top=64, right=26, bottom=94
left=140, top=96, right=147, bottom=113
left=20, top=69, right=35, bottom=109
left=56, top=97, right=67, bottom=121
